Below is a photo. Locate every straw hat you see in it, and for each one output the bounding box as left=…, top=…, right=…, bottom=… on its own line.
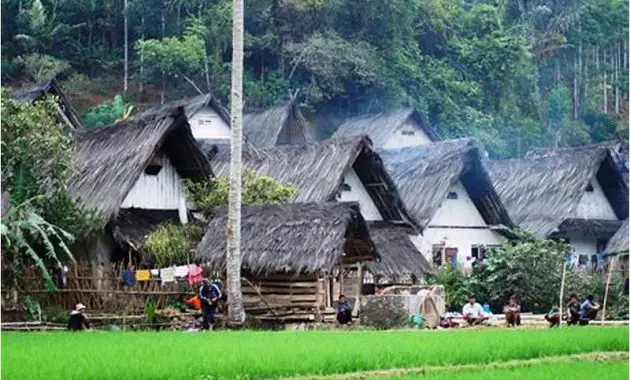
left=75, top=303, right=86, bottom=311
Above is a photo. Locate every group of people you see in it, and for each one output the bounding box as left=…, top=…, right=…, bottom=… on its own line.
left=461, top=293, right=602, bottom=328
left=544, top=294, right=601, bottom=327
left=67, top=278, right=225, bottom=331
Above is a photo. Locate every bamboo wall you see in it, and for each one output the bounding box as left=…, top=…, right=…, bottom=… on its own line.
left=242, top=272, right=325, bottom=322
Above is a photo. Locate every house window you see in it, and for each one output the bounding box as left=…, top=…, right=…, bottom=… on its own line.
left=341, top=183, right=352, bottom=192
left=471, top=246, right=479, bottom=259
left=432, top=244, right=444, bottom=266
left=401, top=130, right=415, bottom=136
left=586, top=182, right=594, bottom=192
left=447, top=192, right=458, bottom=200
left=144, top=164, right=162, bottom=176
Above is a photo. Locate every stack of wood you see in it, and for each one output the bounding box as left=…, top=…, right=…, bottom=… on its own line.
left=241, top=275, right=326, bottom=322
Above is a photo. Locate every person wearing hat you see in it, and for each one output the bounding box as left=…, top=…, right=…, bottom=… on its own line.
left=198, top=279, right=222, bottom=330
left=68, top=303, right=90, bottom=331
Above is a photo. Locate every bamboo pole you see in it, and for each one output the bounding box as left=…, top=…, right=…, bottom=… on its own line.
left=601, top=256, right=616, bottom=322
left=559, top=260, right=567, bottom=327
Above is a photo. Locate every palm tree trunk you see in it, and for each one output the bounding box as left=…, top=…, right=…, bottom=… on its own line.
left=226, top=0, right=245, bottom=326
left=603, top=48, right=607, bottom=113
left=615, top=43, right=620, bottom=114
left=123, top=0, right=129, bottom=93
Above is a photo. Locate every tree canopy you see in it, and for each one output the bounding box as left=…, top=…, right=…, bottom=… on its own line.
left=1, top=0, right=627, bottom=157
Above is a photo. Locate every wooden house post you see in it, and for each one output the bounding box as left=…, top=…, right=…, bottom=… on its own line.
left=354, top=262, right=362, bottom=316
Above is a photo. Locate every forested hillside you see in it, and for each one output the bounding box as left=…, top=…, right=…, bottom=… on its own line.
left=1, top=0, right=628, bottom=157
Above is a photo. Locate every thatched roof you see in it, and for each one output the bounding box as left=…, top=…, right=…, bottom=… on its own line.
left=486, top=144, right=629, bottom=237
left=243, top=101, right=316, bottom=147
left=12, top=79, right=84, bottom=129
left=111, top=209, right=180, bottom=252
left=143, top=92, right=230, bottom=126
left=363, top=222, right=433, bottom=280
left=378, top=138, right=512, bottom=229
left=195, top=202, right=377, bottom=275
left=332, top=107, right=440, bottom=148
left=605, top=220, right=629, bottom=254
left=69, top=105, right=212, bottom=222
left=211, top=135, right=417, bottom=227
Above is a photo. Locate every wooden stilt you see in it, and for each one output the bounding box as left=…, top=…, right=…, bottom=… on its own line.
left=601, top=256, right=616, bottom=322
left=559, top=261, right=567, bottom=327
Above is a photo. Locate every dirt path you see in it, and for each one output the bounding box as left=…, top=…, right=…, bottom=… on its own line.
left=278, top=351, right=629, bottom=380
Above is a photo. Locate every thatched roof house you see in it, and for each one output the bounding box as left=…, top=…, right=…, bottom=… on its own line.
left=196, top=202, right=376, bottom=275
left=332, top=107, right=440, bottom=149
left=243, top=101, right=316, bottom=147
left=379, top=138, right=512, bottom=230
left=69, top=104, right=212, bottom=264
left=605, top=220, right=629, bottom=255
left=212, top=135, right=415, bottom=225
left=378, top=138, right=513, bottom=269
left=13, top=79, right=83, bottom=129
left=196, top=202, right=379, bottom=321
left=485, top=143, right=628, bottom=238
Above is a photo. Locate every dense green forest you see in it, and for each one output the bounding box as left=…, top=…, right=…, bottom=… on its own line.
left=1, top=0, right=628, bottom=157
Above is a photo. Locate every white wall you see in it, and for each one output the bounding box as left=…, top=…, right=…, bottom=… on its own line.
left=337, top=168, right=383, bottom=221
left=121, top=151, right=186, bottom=213
left=423, top=181, right=503, bottom=265
left=383, top=120, right=432, bottom=149
left=573, top=176, right=618, bottom=220
left=189, top=107, right=231, bottom=140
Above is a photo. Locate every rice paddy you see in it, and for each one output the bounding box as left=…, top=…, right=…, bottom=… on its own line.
left=1, top=327, right=627, bottom=379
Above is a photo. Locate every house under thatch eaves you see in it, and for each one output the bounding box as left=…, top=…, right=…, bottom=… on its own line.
left=485, top=143, right=628, bottom=270
left=211, top=135, right=433, bottom=286
left=69, top=104, right=212, bottom=268
left=378, top=138, right=513, bottom=271
left=332, top=107, right=440, bottom=149
left=12, top=79, right=84, bottom=129
left=242, top=101, right=316, bottom=147
left=196, top=202, right=377, bottom=321
left=363, top=222, right=433, bottom=284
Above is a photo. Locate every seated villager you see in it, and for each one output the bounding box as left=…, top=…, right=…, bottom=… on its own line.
left=68, top=303, right=90, bottom=331
left=503, top=295, right=521, bottom=327
left=462, top=295, right=487, bottom=326
left=566, top=294, right=581, bottom=326
left=578, top=295, right=600, bottom=325
left=335, top=295, right=353, bottom=325
left=544, top=304, right=560, bottom=327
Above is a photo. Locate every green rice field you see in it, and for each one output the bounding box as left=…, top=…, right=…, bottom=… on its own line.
left=379, top=361, right=629, bottom=380
left=1, top=327, right=628, bottom=379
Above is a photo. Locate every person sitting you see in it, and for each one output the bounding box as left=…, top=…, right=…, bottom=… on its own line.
left=544, top=304, right=560, bottom=327
left=335, top=295, right=353, bottom=325
left=462, top=295, right=487, bottom=326
left=578, top=295, right=600, bottom=325
left=503, top=295, right=521, bottom=327
left=68, top=303, right=90, bottom=331
left=566, top=294, right=581, bottom=326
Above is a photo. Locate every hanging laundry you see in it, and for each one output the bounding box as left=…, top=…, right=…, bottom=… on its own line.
left=150, top=269, right=160, bottom=277
left=121, top=270, right=136, bottom=287
left=160, top=267, right=175, bottom=283
left=135, top=270, right=151, bottom=282
left=174, top=265, right=189, bottom=278
left=188, top=264, right=203, bottom=286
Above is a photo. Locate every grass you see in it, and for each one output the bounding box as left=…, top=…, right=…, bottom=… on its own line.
left=1, top=327, right=628, bottom=379
left=379, top=361, right=629, bottom=379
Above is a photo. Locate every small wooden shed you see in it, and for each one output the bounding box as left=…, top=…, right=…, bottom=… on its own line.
left=195, top=202, right=378, bottom=322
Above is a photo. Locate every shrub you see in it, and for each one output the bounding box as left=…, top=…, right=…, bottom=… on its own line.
left=144, top=223, right=202, bottom=267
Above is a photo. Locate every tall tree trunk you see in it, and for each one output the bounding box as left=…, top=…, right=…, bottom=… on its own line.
left=573, top=52, right=579, bottom=119
left=123, top=0, right=129, bottom=93
left=603, top=48, right=607, bottom=113
left=615, top=43, right=619, bottom=114
left=140, top=15, right=145, bottom=92
left=226, top=0, right=245, bottom=326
